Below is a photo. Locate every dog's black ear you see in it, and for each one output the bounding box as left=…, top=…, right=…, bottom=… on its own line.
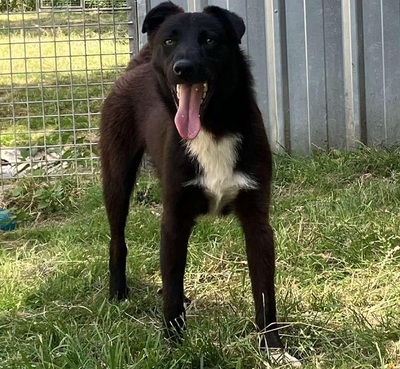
left=203, top=6, right=245, bottom=44
left=142, top=1, right=184, bottom=37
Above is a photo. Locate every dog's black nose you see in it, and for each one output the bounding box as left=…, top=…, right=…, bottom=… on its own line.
left=173, top=59, right=194, bottom=78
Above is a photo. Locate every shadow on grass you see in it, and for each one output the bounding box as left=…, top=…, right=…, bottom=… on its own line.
left=0, top=68, right=125, bottom=149
left=1, top=68, right=121, bottom=122
left=23, top=260, right=163, bottom=319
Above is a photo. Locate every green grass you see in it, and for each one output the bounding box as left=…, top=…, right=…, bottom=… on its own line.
left=1, top=148, right=400, bottom=368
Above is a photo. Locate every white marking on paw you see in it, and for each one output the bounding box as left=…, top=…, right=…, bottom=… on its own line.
left=184, top=129, right=257, bottom=214
left=267, top=349, right=302, bottom=367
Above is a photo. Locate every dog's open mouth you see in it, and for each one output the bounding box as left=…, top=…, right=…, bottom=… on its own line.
left=176, top=83, right=208, bottom=101
left=173, top=82, right=208, bottom=140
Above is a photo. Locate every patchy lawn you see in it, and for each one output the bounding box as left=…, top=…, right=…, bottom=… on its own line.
left=1, top=148, right=400, bottom=368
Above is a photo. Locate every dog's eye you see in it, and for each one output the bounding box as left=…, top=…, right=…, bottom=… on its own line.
left=164, top=39, right=175, bottom=46
left=206, top=38, right=215, bottom=45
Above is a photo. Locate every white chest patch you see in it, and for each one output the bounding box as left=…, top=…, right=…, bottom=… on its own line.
left=184, top=129, right=257, bottom=214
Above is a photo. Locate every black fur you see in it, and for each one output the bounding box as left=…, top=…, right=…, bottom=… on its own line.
left=100, top=1, right=283, bottom=350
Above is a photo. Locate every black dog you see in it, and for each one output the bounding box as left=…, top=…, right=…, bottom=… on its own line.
left=100, top=2, right=300, bottom=366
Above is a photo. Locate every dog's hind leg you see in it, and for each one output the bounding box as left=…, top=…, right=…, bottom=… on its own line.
left=102, top=148, right=144, bottom=300
left=100, top=103, right=145, bottom=300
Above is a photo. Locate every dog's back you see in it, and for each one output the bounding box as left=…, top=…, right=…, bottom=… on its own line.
left=126, top=44, right=151, bottom=71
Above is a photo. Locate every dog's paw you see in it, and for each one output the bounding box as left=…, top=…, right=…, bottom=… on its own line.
left=165, top=314, right=186, bottom=343
left=264, top=348, right=302, bottom=367
left=109, top=286, right=130, bottom=301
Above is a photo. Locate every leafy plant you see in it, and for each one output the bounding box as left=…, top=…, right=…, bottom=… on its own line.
left=4, top=177, right=83, bottom=221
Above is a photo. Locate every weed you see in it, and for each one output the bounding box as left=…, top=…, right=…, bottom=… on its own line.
left=3, top=177, right=84, bottom=222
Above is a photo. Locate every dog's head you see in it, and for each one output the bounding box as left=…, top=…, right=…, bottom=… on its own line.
left=142, top=1, right=246, bottom=140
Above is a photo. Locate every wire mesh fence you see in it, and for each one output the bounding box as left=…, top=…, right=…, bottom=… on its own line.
left=0, top=0, right=136, bottom=187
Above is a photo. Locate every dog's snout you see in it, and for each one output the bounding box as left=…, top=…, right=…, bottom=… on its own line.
left=173, top=59, right=194, bottom=78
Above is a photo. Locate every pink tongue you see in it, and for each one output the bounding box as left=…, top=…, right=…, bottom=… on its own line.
left=174, top=83, right=203, bottom=140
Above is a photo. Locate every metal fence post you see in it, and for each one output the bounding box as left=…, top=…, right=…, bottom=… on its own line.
left=342, top=0, right=366, bottom=149
left=127, top=0, right=139, bottom=58
left=264, top=0, right=289, bottom=152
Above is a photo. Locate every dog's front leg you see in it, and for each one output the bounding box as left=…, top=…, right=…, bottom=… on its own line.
left=235, top=191, right=283, bottom=350
left=160, top=212, right=194, bottom=341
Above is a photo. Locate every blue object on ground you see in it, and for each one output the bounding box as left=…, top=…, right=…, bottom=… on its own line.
left=0, top=208, right=16, bottom=231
